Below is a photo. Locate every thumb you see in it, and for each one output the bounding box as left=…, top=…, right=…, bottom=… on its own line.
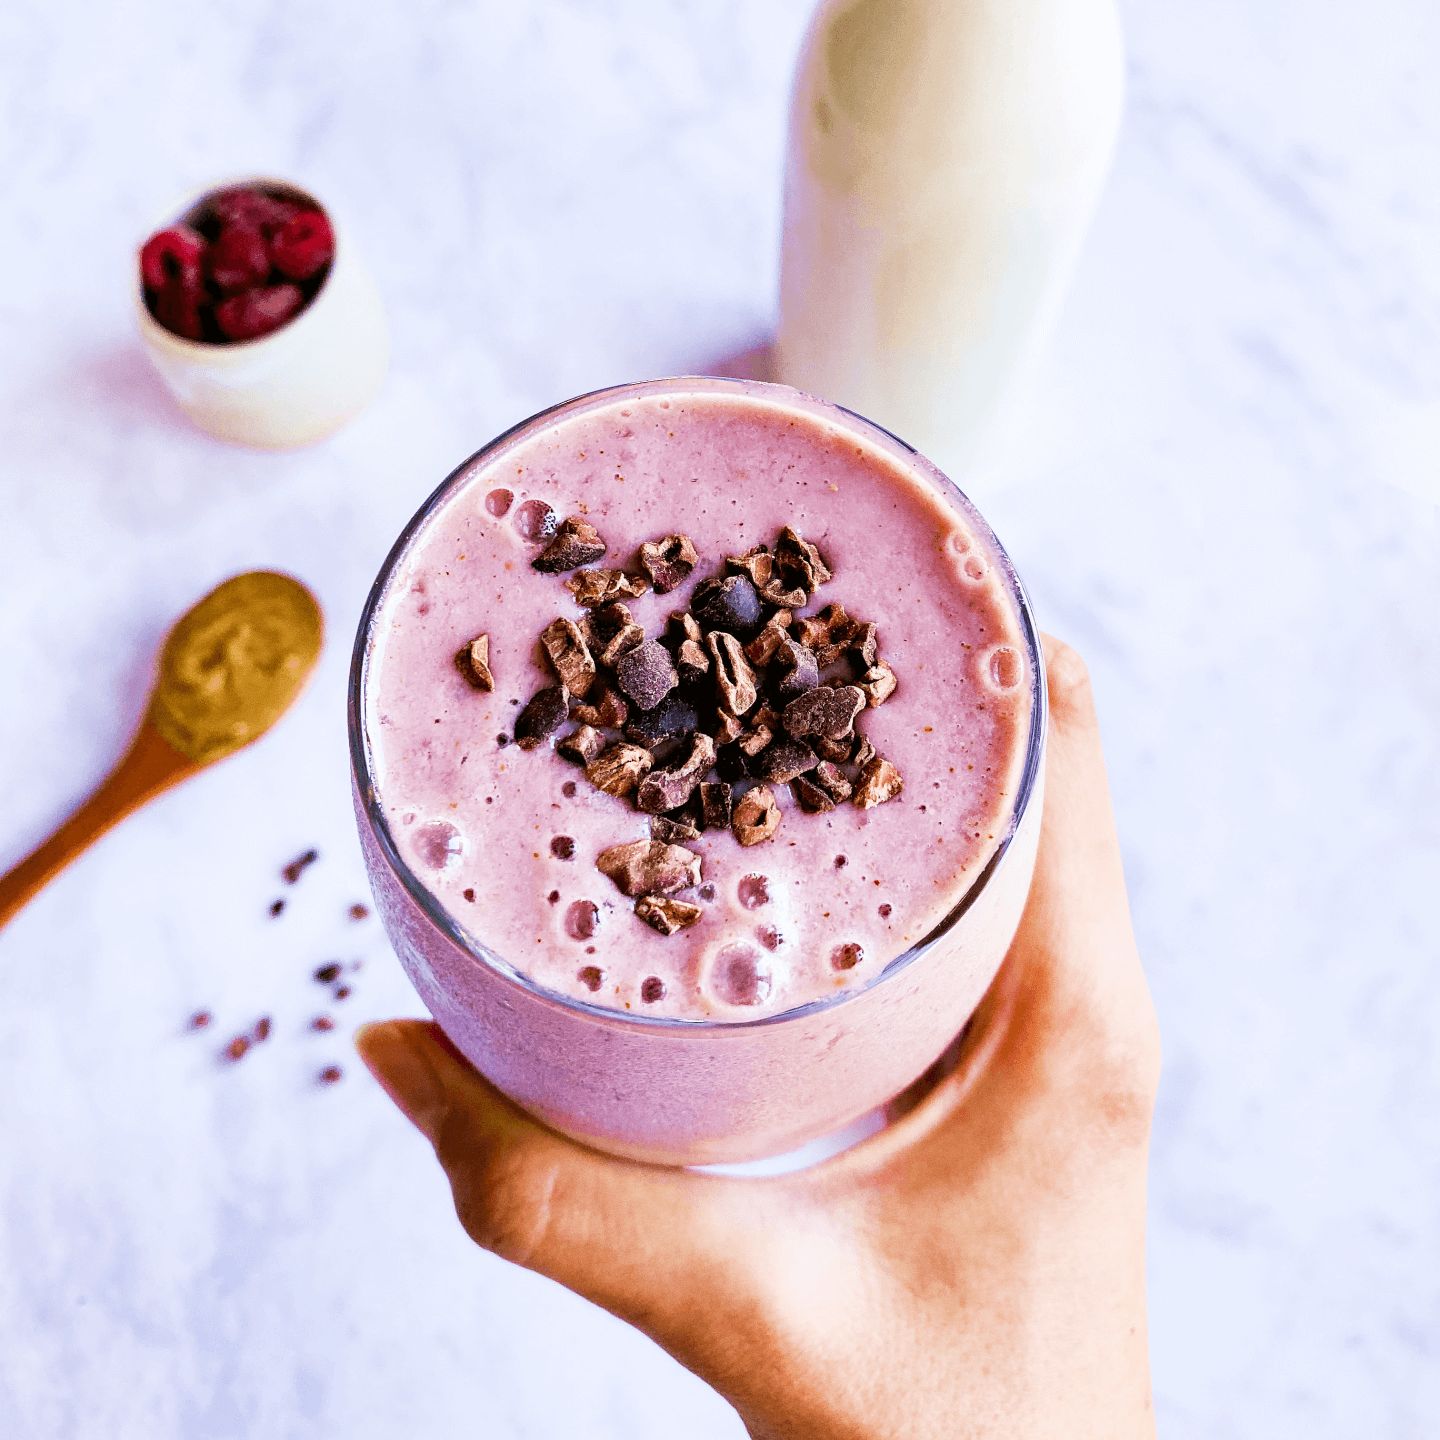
left=964, top=636, right=1160, bottom=1133
left=355, top=1019, right=771, bottom=1354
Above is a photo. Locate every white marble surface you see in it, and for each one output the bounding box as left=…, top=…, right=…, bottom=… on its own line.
left=1, top=1, right=1437, bottom=1435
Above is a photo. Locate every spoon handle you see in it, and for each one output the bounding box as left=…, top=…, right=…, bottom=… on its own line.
left=0, top=722, right=196, bottom=929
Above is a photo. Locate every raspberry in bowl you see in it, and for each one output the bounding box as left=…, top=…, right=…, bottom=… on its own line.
left=135, top=177, right=386, bottom=448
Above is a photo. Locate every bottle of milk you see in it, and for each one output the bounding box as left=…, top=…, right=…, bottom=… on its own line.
left=774, top=0, right=1124, bottom=480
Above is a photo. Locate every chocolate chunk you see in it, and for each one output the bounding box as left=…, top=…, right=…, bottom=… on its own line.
left=636, top=734, right=716, bottom=814
left=854, top=755, right=904, bottom=809
left=565, top=568, right=649, bottom=607
left=515, top=685, right=570, bottom=750
left=859, top=661, right=898, bottom=707
left=625, top=693, right=699, bottom=748
left=792, top=760, right=853, bottom=812
left=596, top=839, right=702, bottom=897
left=848, top=621, right=879, bottom=668
left=639, top=534, right=699, bottom=593
left=651, top=813, right=700, bottom=845
left=745, top=610, right=795, bottom=667
left=635, top=894, right=703, bottom=935
left=755, top=736, right=818, bottom=784
left=775, top=526, right=832, bottom=593
left=585, top=741, right=654, bottom=797
left=540, top=617, right=597, bottom=698
left=852, top=734, right=878, bottom=769
left=708, top=632, right=759, bottom=716
left=597, top=620, right=646, bottom=669
left=737, top=720, right=774, bottom=758
left=455, top=634, right=495, bottom=691
left=615, top=638, right=679, bottom=711
left=571, top=684, right=629, bottom=729
left=700, top=780, right=733, bottom=830
left=732, top=784, right=781, bottom=847
left=691, top=573, right=764, bottom=639
left=781, top=684, right=865, bottom=742
left=728, top=547, right=808, bottom=609
left=532, top=516, right=608, bottom=573
left=557, top=724, right=604, bottom=765
left=771, top=638, right=819, bottom=702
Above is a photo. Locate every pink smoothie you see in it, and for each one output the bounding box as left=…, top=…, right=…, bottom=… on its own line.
left=363, top=382, right=1031, bottom=1024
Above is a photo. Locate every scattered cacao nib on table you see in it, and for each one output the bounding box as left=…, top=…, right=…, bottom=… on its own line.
left=282, top=848, right=319, bottom=885
left=459, top=522, right=906, bottom=937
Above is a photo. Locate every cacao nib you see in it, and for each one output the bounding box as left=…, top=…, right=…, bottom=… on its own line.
left=638, top=534, right=699, bottom=593
left=565, top=568, right=649, bottom=607
left=731, top=784, right=781, bottom=847
left=754, top=737, right=818, bottom=784
left=596, top=839, right=702, bottom=897
left=532, top=516, right=608, bottom=573
left=708, top=632, right=759, bottom=716
left=691, top=573, right=764, bottom=639
left=792, top=760, right=853, bottom=812
left=455, top=633, right=496, bottom=691
left=770, top=637, right=819, bottom=702
left=700, top=780, right=733, bottom=830
left=625, top=693, right=699, bottom=748
left=859, top=661, right=898, bottom=707
left=585, top=742, right=654, bottom=797
left=781, top=684, right=865, bottom=742
left=635, top=734, right=716, bottom=814
left=515, top=685, right=570, bottom=749
left=557, top=724, right=605, bottom=765
left=854, top=755, right=904, bottom=809
left=615, top=639, right=679, bottom=711
left=635, top=894, right=702, bottom=935
left=540, top=618, right=597, bottom=698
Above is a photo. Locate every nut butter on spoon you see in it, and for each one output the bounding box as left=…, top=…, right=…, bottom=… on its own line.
left=0, top=571, right=322, bottom=927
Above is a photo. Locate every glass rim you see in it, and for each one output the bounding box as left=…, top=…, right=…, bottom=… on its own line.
left=347, top=376, right=1048, bottom=1035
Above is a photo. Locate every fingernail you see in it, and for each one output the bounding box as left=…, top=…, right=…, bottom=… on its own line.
left=355, top=1022, right=448, bottom=1142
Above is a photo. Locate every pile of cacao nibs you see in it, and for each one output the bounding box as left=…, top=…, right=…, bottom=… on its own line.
left=456, top=516, right=905, bottom=937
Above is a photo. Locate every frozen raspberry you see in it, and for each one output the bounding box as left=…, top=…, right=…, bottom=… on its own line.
left=206, top=224, right=270, bottom=293
left=208, top=185, right=300, bottom=237
left=151, top=283, right=205, bottom=341
left=139, top=226, right=205, bottom=293
left=214, top=284, right=304, bottom=342
left=269, top=209, right=335, bottom=282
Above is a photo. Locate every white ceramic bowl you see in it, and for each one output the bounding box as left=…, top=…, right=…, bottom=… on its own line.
left=135, top=176, right=388, bottom=449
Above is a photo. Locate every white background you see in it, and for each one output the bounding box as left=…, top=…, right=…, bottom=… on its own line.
left=1, top=1, right=1437, bottom=1436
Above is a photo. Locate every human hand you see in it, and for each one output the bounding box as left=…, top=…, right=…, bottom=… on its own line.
left=357, top=639, right=1160, bottom=1440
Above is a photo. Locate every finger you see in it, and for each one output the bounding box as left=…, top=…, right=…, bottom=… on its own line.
left=975, top=635, right=1159, bottom=1116
left=847, top=637, right=1158, bottom=1171
left=355, top=1019, right=783, bottom=1361
left=1015, top=635, right=1144, bottom=1003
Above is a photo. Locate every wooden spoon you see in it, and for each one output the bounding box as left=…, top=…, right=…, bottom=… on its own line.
left=0, top=571, right=323, bottom=928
